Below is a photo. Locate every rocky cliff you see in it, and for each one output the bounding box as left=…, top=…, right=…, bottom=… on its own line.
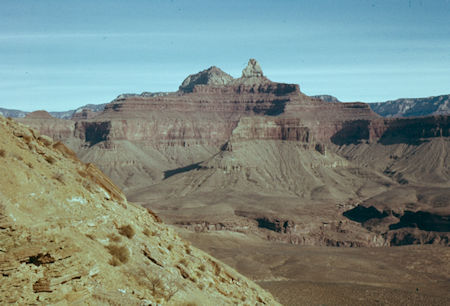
left=312, top=95, right=341, bottom=103
left=313, top=94, right=450, bottom=118
left=0, top=115, right=279, bottom=305
left=0, top=104, right=107, bottom=120
left=179, top=66, right=234, bottom=92
left=0, top=107, right=27, bottom=118
left=370, top=94, right=450, bottom=117
left=14, top=59, right=450, bottom=248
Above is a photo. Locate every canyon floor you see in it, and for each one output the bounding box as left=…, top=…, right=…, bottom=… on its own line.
left=179, top=230, right=450, bottom=305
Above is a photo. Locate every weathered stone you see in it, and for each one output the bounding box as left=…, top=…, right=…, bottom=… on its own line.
left=242, top=58, right=264, bottom=78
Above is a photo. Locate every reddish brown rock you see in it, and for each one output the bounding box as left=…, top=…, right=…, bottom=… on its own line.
left=14, top=60, right=450, bottom=249
left=25, top=110, right=53, bottom=119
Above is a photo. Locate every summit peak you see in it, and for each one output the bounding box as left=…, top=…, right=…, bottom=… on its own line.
left=179, top=66, right=234, bottom=92
left=242, top=59, right=264, bottom=78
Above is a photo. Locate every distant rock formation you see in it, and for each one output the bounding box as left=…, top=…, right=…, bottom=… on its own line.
left=230, top=58, right=271, bottom=86
left=10, top=60, right=450, bottom=249
left=313, top=95, right=341, bottom=103
left=179, top=66, right=234, bottom=92
left=115, top=92, right=171, bottom=100
left=0, top=107, right=27, bottom=118
left=50, top=104, right=107, bottom=119
left=25, top=110, right=54, bottom=119
left=71, top=108, right=99, bottom=120
left=242, top=58, right=264, bottom=78
left=370, top=94, right=450, bottom=117
left=0, top=105, right=107, bottom=120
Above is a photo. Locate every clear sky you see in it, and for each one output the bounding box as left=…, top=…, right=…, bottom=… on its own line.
left=1, top=0, right=449, bottom=111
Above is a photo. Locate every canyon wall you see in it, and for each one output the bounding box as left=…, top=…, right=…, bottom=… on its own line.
left=14, top=59, right=450, bottom=248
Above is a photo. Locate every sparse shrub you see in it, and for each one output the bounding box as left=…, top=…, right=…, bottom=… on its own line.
left=216, top=286, right=230, bottom=297
left=85, top=233, right=95, bottom=240
left=77, top=169, right=88, bottom=178
left=106, top=244, right=129, bottom=265
left=210, top=260, right=221, bottom=276
left=108, top=233, right=122, bottom=242
left=52, top=173, right=65, bottom=184
left=184, top=242, right=192, bottom=254
left=44, top=155, right=56, bottom=164
left=0, top=149, right=5, bottom=157
left=179, top=258, right=188, bottom=267
left=22, top=134, right=32, bottom=144
left=146, top=207, right=163, bottom=223
left=148, top=277, right=181, bottom=301
left=38, top=135, right=53, bottom=147
left=27, top=162, right=33, bottom=168
left=118, top=224, right=135, bottom=239
left=143, top=228, right=151, bottom=237
left=150, top=277, right=163, bottom=294
left=167, top=244, right=173, bottom=251
left=82, top=179, right=93, bottom=192
left=109, top=257, right=121, bottom=267
left=198, top=264, right=206, bottom=272
left=165, top=285, right=180, bottom=302
left=197, top=283, right=204, bottom=290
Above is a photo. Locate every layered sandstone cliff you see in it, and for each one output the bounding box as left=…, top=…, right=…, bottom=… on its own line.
left=15, top=59, right=450, bottom=248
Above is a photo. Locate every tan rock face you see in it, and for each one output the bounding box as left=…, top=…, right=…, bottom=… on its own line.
left=0, top=116, right=279, bottom=305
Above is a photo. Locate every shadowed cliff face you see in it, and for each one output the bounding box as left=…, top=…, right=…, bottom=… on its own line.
left=330, top=115, right=449, bottom=146
left=331, top=120, right=372, bottom=145
left=76, top=121, right=111, bottom=147
left=379, top=116, right=450, bottom=145
left=343, top=204, right=450, bottom=245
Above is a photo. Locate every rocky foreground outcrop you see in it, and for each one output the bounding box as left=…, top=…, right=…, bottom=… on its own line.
left=0, top=116, right=278, bottom=305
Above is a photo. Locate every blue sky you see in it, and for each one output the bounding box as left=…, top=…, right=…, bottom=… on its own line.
left=1, top=0, right=449, bottom=111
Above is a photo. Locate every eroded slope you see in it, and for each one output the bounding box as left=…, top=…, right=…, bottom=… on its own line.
left=0, top=116, right=278, bottom=305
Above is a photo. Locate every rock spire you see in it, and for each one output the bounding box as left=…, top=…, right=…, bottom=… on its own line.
left=242, top=58, right=264, bottom=78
